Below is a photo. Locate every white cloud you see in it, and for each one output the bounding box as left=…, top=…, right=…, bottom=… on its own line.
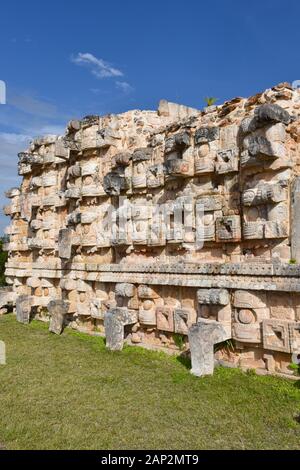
left=71, top=52, right=123, bottom=79
left=115, top=81, right=134, bottom=94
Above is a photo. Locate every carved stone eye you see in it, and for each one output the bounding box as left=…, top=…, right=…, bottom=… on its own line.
left=238, top=309, right=255, bottom=324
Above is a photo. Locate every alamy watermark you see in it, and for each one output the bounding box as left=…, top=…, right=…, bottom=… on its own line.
left=0, top=80, right=6, bottom=104
left=92, top=196, right=206, bottom=249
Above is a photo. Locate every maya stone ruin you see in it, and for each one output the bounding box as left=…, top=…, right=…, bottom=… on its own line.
left=2, top=82, right=300, bottom=377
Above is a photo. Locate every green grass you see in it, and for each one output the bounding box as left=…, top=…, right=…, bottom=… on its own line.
left=0, top=314, right=299, bottom=450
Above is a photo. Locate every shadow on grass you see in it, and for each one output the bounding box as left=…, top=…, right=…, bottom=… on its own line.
left=176, top=351, right=191, bottom=370
left=293, top=379, right=300, bottom=389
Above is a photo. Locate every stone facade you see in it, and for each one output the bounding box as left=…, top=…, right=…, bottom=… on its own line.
left=3, top=82, right=300, bottom=376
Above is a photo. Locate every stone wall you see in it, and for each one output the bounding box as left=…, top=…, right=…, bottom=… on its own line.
left=3, top=82, right=300, bottom=376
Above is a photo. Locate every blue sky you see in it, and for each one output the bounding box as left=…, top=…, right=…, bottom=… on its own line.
left=0, top=0, right=300, bottom=232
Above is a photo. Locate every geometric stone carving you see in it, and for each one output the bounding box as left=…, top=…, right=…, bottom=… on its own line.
left=138, top=304, right=156, bottom=326
left=174, top=308, right=195, bottom=335
left=216, top=148, right=239, bottom=174
left=233, top=290, right=266, bottom=309
left=115, top=283, right=135, bottom=298
left=242, top=184, right=286, bottom=206
left=194, top=127, right=219, bottom=145
left=289, top=322, right=300, bottom=353
left=189, top=319, right=231, bottom=377
left=16, top=295, right=32, bottom=324
left=104, top=307, right=138, bottom=351
left=216, top=215, right=241, bottom=242
left=197, top=289, right=230, bottom=306
left=137, top=285, right=158, bottom=299
left=48, top=300, right=69, bottom=335
left=262, top=319, right=290, bottom=353
left=156, top=306, right=174, bottom=332
left=232, top=322, right=261, bottom=343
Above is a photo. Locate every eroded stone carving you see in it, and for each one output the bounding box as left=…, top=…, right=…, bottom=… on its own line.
left=4, top=88, right=300, bottom=377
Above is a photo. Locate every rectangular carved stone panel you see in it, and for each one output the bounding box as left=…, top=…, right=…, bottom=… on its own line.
left=156, top=306, right=174, bottom=332
left=262, top=319, right=290, bottom=353
left=174, top=308, right=195, bottom=335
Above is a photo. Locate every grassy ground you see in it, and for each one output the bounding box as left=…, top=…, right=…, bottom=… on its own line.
left=0, top=314, right=299, bottom=450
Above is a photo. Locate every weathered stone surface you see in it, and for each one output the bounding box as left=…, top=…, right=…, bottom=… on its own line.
left=58, top=229, right=72, bottom=259
left=4, top=88, right=300, bottom=377
left=48, top=300, right=69, bottom=335
left=254, top=104, right=291, bottom=126
left=104, top=307, right=138, bottom=351
left=189, top=319, right=230, bottom=376
left=197, top=289, right=230, bottom=306
left=16, top=295, right=32, bottom=324
left=195, top=127, right=219, bottom=144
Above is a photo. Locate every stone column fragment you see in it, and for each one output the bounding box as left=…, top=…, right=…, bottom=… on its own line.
left=188, top=319, right=231, bottom=377
left=16, top=295, right=32, bottom=324
left=48, top=300, right=69, bottom=335
left=104, top=307, right=138, bottom=351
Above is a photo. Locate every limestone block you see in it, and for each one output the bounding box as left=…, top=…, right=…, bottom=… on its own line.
left=0, top=287, right=14, bottom=309
left=138, top=304, right=156, bottom=325
left=232, top=322, right=261, bottom=343
left=67, top=211, right=81, bottom=225
left=103, top=171, right=127, bottom=195
left=112, top=152, right=131, bottom=168
left=243, top=221, right=265, bottom=239
left=174, top=308, right=195, bottom=335
left=42, top=173, right=57, bottom=187
left=216, top=215, right=241, bottom=242
left=156, top=306, right=174, bottom=332
left=243, top=134, right=285, bottom=159
left=104, top=307, right=138, bottom=351
left=90, top=299, right=104, bottom=319
left=254, top=104, right=291, bottom=126
left=67, top=164, right=81, bottom=179
left=262, top=319, right=290, bottom=353
left=165, top=158, right=194, bottom=177
left=147, top=164, right=165, bottom=188
left=289, top=322, right=300, bottom=353
left=194, top=154, right=215, bottom=175
left=194, top=127, right=219, bottom=145
left=16, top=295, right=32, bottom=324
left=189, top=319, right=231, bottom=377
left=158, top=100, right=198, bottom=120
left=48, top=300, right=69, bottom=335
left=137, top=285, right=158, bottom=299
left=215, top=148, right=239, bottom=174
left=5, top=187, right=20, bottom=199
left=58, top=228, right=72, bottom=259
left=65, top=187, right=81, bottom=199
left=197, top=288, right=230, bottom=306
left=242, top=184, right=286, bottom=206
left=196, top=195, right=222, bottom=212
left=81, top=161, right=98, bottom=176
left=115, top=283, right=135, bottom=298
left=132, top=160, right=148, bottom=189
left=165, top=132, right=190, bottom=153
left=264, top=222, right=288, bottom=239
left=233, top=290, right=266, bottom=309
left=291, top=177, right=300, bottom=262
